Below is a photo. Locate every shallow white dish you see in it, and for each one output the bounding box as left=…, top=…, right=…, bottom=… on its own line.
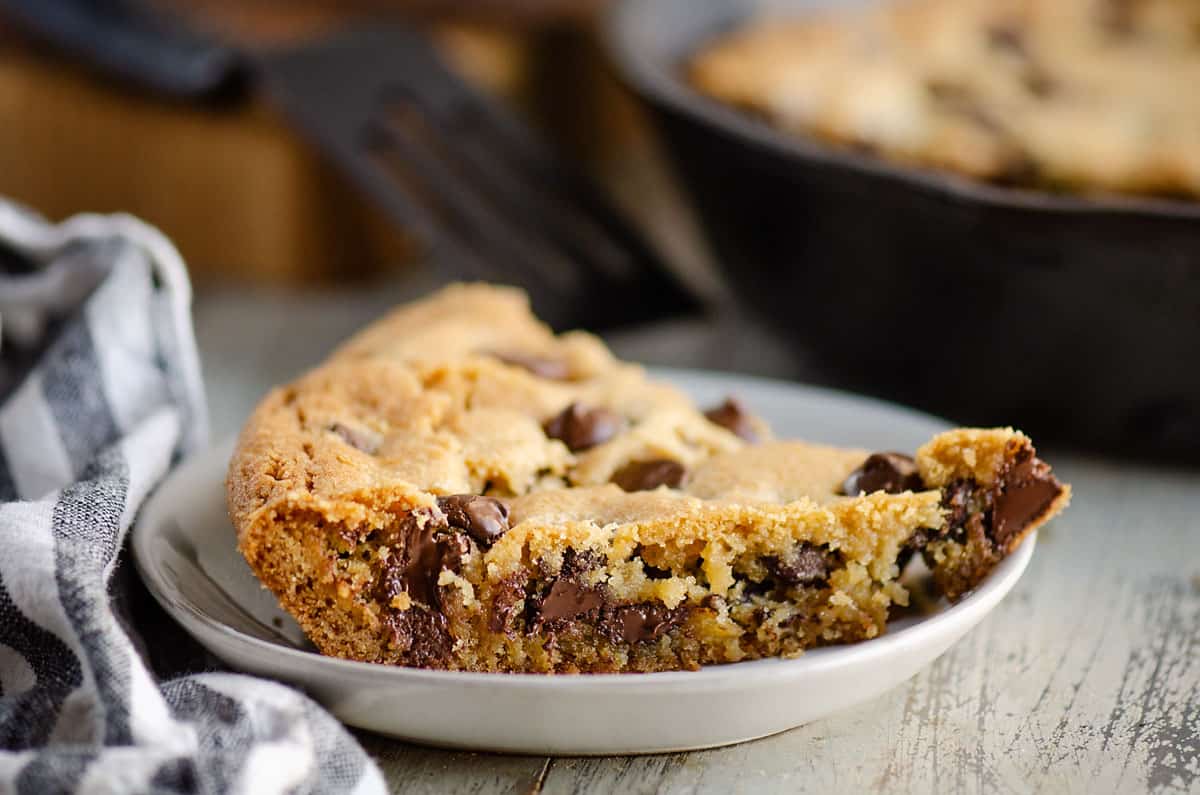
left=133, top=368, right=1035, bottom=755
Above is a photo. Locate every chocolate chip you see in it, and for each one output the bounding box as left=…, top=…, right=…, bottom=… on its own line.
left=329, top=422, right=382, bottom=454
left=377, top=509, right=455, bottom=608
left=488, top=574, right=527, bottom=636
left=537, top=580, right=604, bottom=624
left=842, top=452, right=924, bottom=496
left=611, top=459, right=686, bottom=492
left=544, top=402, right=623, bottom=451
left=764, top=544, right=837, bottom=586
left=992, top=447, right=1062, bottom=550
left=489, top=351, right=570, bottom=380
left=608, top=603, right=680, bottom=644
left=381, top=606, right=451, bottom=667
left=986, top=23, right=1027, bottom=56
left=703, top=397, right=758, bottom=442
left=437, top=494, right=510, bottom=546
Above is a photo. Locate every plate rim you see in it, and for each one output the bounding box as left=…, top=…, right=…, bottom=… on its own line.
left=132, top=366, right=1035, bottom=690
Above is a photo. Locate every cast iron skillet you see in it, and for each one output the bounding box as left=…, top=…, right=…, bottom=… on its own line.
left=605, top=0, right=1200, bottom=460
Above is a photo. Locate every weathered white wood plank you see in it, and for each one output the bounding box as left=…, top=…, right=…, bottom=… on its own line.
left=355, top=734, right=550, bottom=795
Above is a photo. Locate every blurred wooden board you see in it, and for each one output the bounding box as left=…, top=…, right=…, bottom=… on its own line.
left=0, top=17, right=538, bottom=286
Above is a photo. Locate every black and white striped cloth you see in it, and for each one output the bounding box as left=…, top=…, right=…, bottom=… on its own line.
left=0, top=201, right=385, bottom=794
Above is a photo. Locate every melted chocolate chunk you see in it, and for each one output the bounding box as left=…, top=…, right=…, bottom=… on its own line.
left=489, top=351, right=571, bottom=380
left=377, top=510, right=460, bottom=608
left=842, top=452, right=924, bottom=496
left=764, top=544, right=837, bottom=586
left=605, top=603, right=681, bottom=645
left=611, top=459, right=686, bottom=492
left=703, top=397, right=759, bottom=442
left=373, top=509, right=462, bottom=666
left=437, top=494, right=509, bottom=546
left=488, top=575, right=527, bottom=636
left=329, top=422, right=382, bottom=454
left=544, top=403, right=623, bottom=451
left=381, top=605, right=451, bottom=667
left=537, top=580, right=604, bottom=624
left=992, top=446, right=1062, bottom=550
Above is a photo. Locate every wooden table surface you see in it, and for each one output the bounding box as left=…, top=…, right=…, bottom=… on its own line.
left=195, top=282, right=1200, bottom=795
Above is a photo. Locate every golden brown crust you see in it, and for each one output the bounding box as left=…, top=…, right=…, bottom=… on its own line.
left=227, top=284, right=1069, bottom=672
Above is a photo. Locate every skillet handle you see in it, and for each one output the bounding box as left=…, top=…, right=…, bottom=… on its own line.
left=0, top=0, right=244, bottom=99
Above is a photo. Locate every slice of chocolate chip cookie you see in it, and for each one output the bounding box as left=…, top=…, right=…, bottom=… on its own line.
left=227, top=284, right=1069, bottom=673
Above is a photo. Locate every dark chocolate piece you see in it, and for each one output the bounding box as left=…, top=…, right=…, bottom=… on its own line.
left=765, top=544, right=837, bottom=586
left=608, top=603, right=680, bottom=644
left=488, top=575, right=527, bottom=636
left=544, top=402, right=623, bottom=451
left=381, top=605, right=451, bottom=667
left=611, top=458, right=687, bottom=492
left=437, top=494, right=510, bottom=546
left=537, top=580, right=604, bottom=624
left=842, top=452, right=924, bottom=496
left=329, top=422, right=382, bottom=455
left=374, top=509, right=462, bottom=666
left=489, top=351, right=571, bottom=380
left=377, top=509, right=460, bottom=608
left=992, top=447, right=1062, bottom=549
left=703, top=397, right=759, bottom=442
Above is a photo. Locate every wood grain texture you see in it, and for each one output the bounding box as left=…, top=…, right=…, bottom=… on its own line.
left=354, top=735, right=550, bottom=795
left=197, top=289, right=1200, bottom=795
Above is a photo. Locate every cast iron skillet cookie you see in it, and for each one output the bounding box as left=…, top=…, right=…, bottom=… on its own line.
left=690, top=0, right=1200, bottom=199
left=605, top=0, right=1200, bottom=461
left=227, top=284, right=1069, bottom=672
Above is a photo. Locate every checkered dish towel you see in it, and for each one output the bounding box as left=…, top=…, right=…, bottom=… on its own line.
left=0, top=202, right=385, bottom=795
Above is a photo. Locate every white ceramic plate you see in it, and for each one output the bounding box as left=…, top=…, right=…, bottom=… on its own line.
left=132, top=368, right=1035, bottom=755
